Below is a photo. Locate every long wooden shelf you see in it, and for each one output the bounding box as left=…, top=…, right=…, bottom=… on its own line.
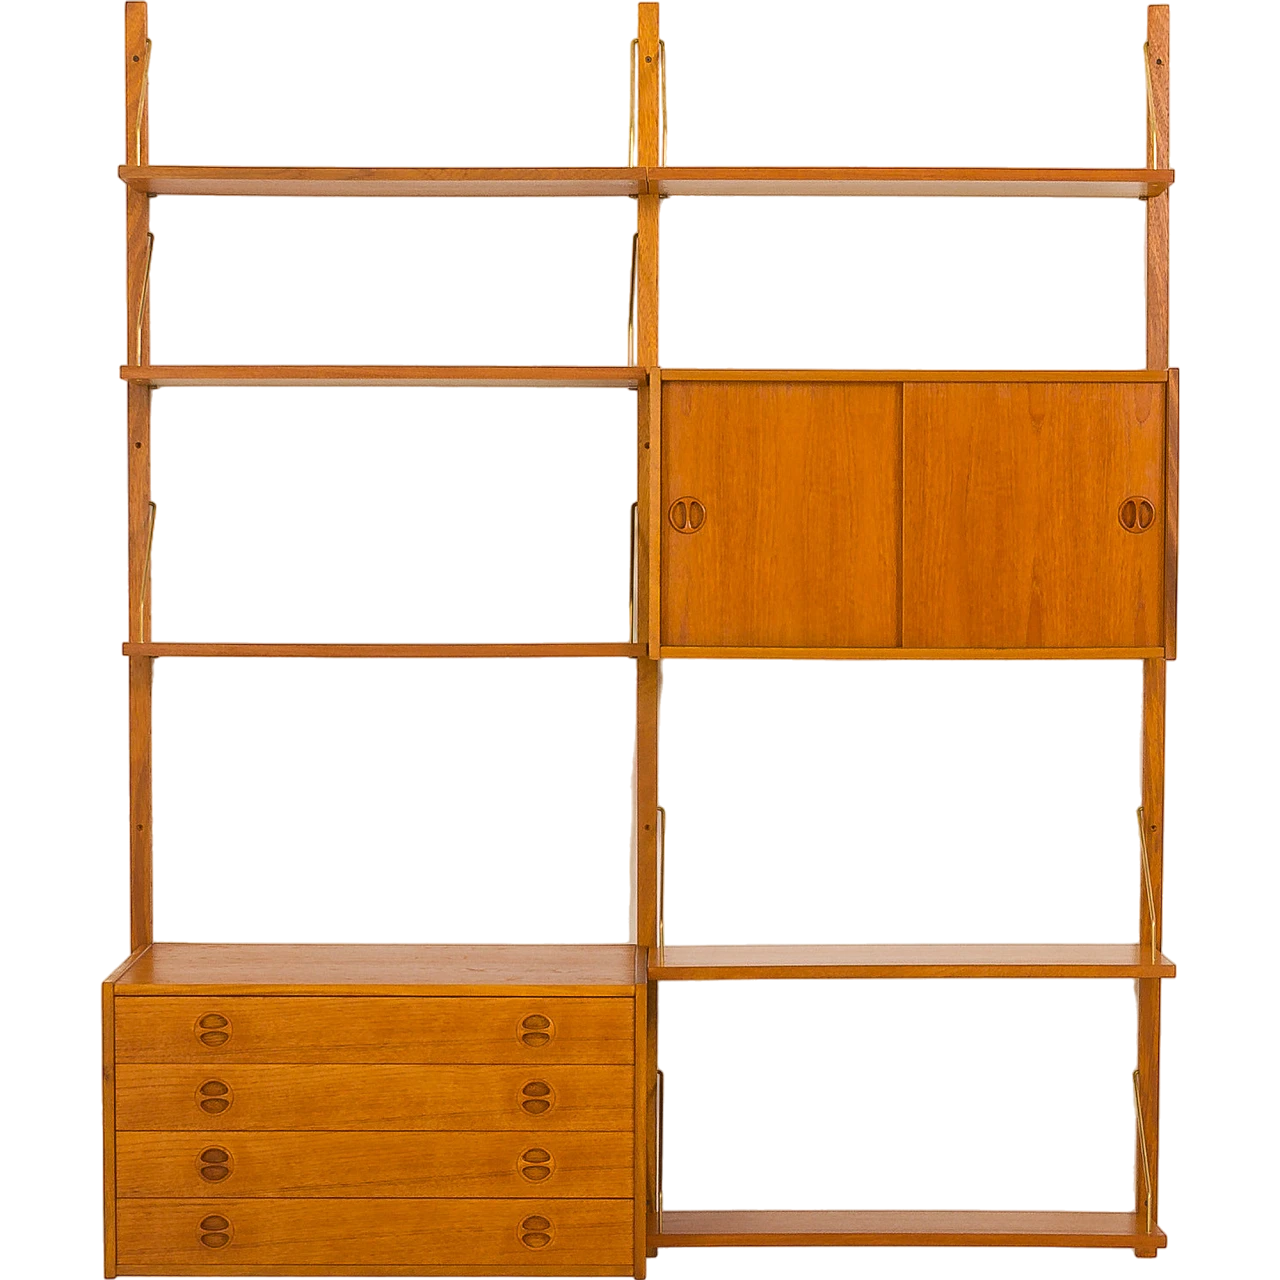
left=119, top=165, right=1173, bottom=199
left=651, top=944, right=1175, bottom=980
left=655, top=1210, right=1166, bottom=1250
left=118, top=165, right=646, bottom=196
left=112, top=942, right=644, bottom=996
left=123, top=642, right=642, bottom=658
left=650, top=167, right=1173, bottom=197
left=120, top=365, right=644, bottom=388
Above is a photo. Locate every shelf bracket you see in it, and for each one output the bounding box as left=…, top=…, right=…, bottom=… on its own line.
left=658, top=39, right=668, bottom=166
left=139, top=500, right=157, bottom=641
left=629, top=501, right=639, bottom=644
left=1137, top=806, right=1157, bottom=963
left=134, top=37, right=152, bottom=165
left=627, top=232, right=639, bottom=365
left=1132, top=1068, right=1154, bottom=1235
left=656, top=804, right=667, bottom=950
left=628, top=39, right=639, bottom=166
left=135, top=231, right=155, bottom=365
left=656, top=1066, right=665, bottom=1233
left=1143, top=42, right=1159, bottom=169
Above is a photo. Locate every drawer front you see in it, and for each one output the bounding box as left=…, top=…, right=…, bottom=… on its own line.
left=116, top=1064, right=633, bottom=1131
left=117, top=1130, right=634, bottom=1198
left=116, top=1197, right=633, bottom=1271
left=115, top=995, right=633, bottom=1064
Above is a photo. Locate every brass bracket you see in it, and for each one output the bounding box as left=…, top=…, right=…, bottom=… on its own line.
left=656, top=805, right=666, bottom=951
left=139, top=500, right=157, bottom=641
left=628, top=36, right=668, bottom=167
left=134, top=37, right=152, bottom=165
left=1132, top=1069, right=1154, bottom=1234
left=135, top=231, right=155, bottom=365
left=658, top=39, right=668, bottom=166
left=1137, top=806, right=1157, bottom=963
left=655, top=1066, right=665, bottom=1232
left=627, top=232, right=639, bottom=365
left=628, top=39, right=639, bottom=166
left=629, top=501, right=639, bottom=644
left=1143, top=41, right=1159, bottom=169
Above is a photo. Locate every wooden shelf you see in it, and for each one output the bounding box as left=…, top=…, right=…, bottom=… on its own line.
left=113, top=942, right=644, bottom=996
left=119, top=165, right=1173, bottom=200
left=123, top=643, right=643, bottom=658
left=649, top=167, right=1174, bottom=198
left=655, top=1210, right=1166, bottom=1250
left=118, top=165, right=646, bottom=196
left=121, top=364, right=644, bottom=388
left=651, top=944, right=1175, bottom=980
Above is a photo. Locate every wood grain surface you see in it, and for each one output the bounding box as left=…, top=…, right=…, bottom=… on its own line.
left=116, top=1198, right=633, bottom=1270
left=111, top=943, right=644, bottom=995
left=116, top=1131, right=633, bottom=1199
left=650, top=943, right=1175, bottom=980
left=115, top=996, right=633, bottom=1064
left=656, top=1209, right=1165, bottom=1248
left=121, top=365, right=645, bottom=388
left=115, top=1065, right=633, bottom=1132
left=903, top=382, right=1165, bottom=647
left=662, top=380, right=901, bottom=647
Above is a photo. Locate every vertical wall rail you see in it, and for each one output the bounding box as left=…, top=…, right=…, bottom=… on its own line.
left=125, top=1, right=153, bottom=953
left=1145, top=6, right=1170, bottom=368
left=1141, top=660, right=1172, bottom=1259
left=1136, top=6, right=1170, bottom=1259
left=630, top=3, right=663, bottom=1265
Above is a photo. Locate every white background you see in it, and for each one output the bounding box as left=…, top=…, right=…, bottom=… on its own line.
left=0, top=2, right=1274, bottom=1280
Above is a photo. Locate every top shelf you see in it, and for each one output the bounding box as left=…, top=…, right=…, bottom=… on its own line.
left=119, top=165, right=1174, bottom=200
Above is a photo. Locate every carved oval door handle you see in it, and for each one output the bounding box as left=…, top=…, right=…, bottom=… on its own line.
left=668, top=496, right=706, bottom=533
left=1118, top=496, right=1156, bottom=533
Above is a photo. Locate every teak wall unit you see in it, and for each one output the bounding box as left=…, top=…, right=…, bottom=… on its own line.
left=104, top=2, right=1177, bottom=1274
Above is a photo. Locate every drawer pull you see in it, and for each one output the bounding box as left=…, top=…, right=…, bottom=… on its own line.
left=195, top=1012, right=232, bottom=1048
left=198, top=1146, right=233, bottom=1183
left=519, top=1012, right=555, bottom=1048
left=519, top=1213, right=553, bottom=1249
left=196, top=1079, right=233, bottom=1115
left=198, top=1213, right=232, bottom=1249
left=520, top=1080, right=555, bottom=1115
left=519, top=1147, right=554, bottom=1182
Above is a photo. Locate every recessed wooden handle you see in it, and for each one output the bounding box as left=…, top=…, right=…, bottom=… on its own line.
left=519, top=1213, right=553, bottom=1249
left=1118, top=496, right=1156, bottom=533
left=668, top=496, right=706, bottom=533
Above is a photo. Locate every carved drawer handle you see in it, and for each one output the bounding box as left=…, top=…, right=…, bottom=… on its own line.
left=1118, top=496, right=1156, bottom=533
left=195, top=1012, right=232, bottom=1048
left=519, top=1146, right=554, bottom=1182
left=668, top=496, right=706, bottom=533
left=518, top=1212, right=553, bottom=1249
left=198, top=1212, right=232, bottom=1249
left=195, top=1079, right=233, bottom=1116
left=520, top=1080, right=555, bottom=1115
left=518, top=1012, right=555, bottom=1048
left=197, top=1146, right=233, bottom=1183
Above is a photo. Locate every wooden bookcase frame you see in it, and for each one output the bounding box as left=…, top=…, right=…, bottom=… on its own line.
left=106, top=2, right=1176, bottom=1272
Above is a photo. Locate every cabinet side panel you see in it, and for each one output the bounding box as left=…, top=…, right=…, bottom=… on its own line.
left=103, top=985, right=117, bottom=1277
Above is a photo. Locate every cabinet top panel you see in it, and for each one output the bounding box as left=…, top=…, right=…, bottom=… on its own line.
left=110, top=943, right=644, bottom=996
left=662, top=370, right=1170, bottom=383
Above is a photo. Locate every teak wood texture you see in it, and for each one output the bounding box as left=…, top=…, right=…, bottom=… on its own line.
left=107, top=2, right=1177, bottom=1274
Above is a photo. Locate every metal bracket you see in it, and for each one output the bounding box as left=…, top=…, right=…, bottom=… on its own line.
left=1143, top=42, right=1159, bottom=169
left=627, top=232, right=639, bottom=365
left=628, top=36, right=668, bottom=168
left=1137, top=806, right=1157, bottom=963
left=1132, top=1069, right=1153, bottom=1234
left=134, top=37, right=152, bottom=165
left=139, top=500, right=157, bottom=641
left=656, top=1066, right=665, bottom=1232
left=656, top=804, right=666, bottom=950
left=629, top=501, right=639, bottom=643
left=135, top=231, right=155, bottom=365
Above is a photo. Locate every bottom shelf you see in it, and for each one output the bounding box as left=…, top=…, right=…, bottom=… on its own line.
left=656, top=1210, right=1165, bottom=1250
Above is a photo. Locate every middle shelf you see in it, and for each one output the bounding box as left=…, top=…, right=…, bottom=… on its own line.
left=118, top=165, right=1175, bottom=199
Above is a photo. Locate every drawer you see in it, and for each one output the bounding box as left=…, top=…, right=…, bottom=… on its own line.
left=116, top=1197, right=633, bottom=1271
left=116, top=1064, right=633, bottom=1131
left=115, top=995, right=633, bottom=1063
left=117, top=1130, right=634, bottom=1198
